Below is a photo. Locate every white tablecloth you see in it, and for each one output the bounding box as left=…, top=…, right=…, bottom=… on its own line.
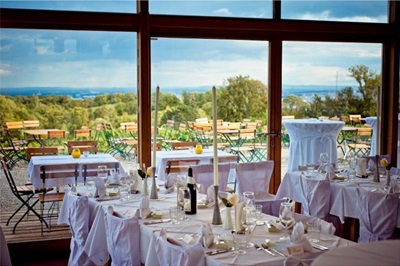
left=282, top=120, right=345, bottom=172
left=276, top=171, right=400, bottom=228
left=312, top=239, right=400, bottom=266
left=365, top=116, right=400, bottom=166
left=155, top=149, right=234, bottom=181
left=58, top=187, right=351, bottom=266
left=27, top=154, right=126, bottom=188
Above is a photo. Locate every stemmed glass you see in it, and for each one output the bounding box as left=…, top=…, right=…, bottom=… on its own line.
left=319, top=153, right=329, bottom=164
left=97, top=165, right=108, bottom=184
left=279, top=202, right=295, bottom=239
left=177, top=187, right=190, bottom=221
left=242, top=207, right=256, bottom=247
left=243, top=191, right=255, bottom=209
left=347, top=156, right=358, bottom=182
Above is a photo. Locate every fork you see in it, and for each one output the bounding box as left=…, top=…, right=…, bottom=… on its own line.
left=261, top=243, right=285, bottom=257
left=254, top=243, right=276, bottom=256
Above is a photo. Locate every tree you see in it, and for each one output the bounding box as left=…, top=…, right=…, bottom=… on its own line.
left=218, top=75, right=267, bottom=122
left=282, top=95, right=308, bottom=118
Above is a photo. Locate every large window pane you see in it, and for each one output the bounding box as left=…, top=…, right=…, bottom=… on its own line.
left=281, top=41, right=382, bottom=174
left=150, top=0, right=272, bottom=18
left=282, top=0, right=388, bottom=23
left=151, top=38, right=269, bottom=164
left=0, top=0, right=136, bottom=13
left=1, top=29, right=137, bottom=146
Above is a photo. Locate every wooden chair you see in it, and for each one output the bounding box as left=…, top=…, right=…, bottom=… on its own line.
left=165, top=158, right=200, bottom=175
left=46, top=130, right=66, bottom=153
left=23, top=120, right=40, bottom=129
left=171, top=141, right=198, bottom=150
left=209, top=156, right=239, bottom=164
left=228, top=122, right=241, bottom=130
left=246, top=122, right=258, bottom=130
left=39, top=162, right=79, bottom=235
left=4, top=122, right=27, bottom=147
left=66, top=140, right=98, bottom=154
left=347, top=127, right=372, bottom=156
left=1, top=155, right=53, bottom=234
left=81, top=161, right=120, bottom=181
left=318, top=116, right=329, bottom=120
left=349, top=114, right=362, bottom=125
left=27, top=147, right=58, bottom=161
left=282, top=115, right=295, bottom=120
left=74, top=128, right=92, bottom=139
left=341, top=115, right=349, bottom=124
left=243, top=118, right=251, bottom=124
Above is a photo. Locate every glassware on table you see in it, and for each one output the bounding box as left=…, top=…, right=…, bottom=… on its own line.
left=97, top=165, right=108, bottom=183
left=306, top=163, right=317, bottom=176
left=307, top=219, right=321, bottom=243
left=242, top=207, right=256, bottom=247
left=85, top=177, right=96, bottom=196
left=177, top=187, right=190, bottom=220
left=319, top=153, right=329, bottom=164
left=243, top=191, right=255, bottom=209
left=233, top=230, right=249, bottom=254
left=169, top=206, right=182, bottom=224
left=347, top=156, right=358, bottom=182
left=255, top=204, right=264, bottom=225
left=119, top=176, right=130, bottom=201
left=279, top=201, right=295, bottom=239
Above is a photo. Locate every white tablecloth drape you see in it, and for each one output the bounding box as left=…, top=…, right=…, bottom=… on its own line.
left=283, top=120, right=344, bottom=172
left=365, top=116, right=400, bottom=166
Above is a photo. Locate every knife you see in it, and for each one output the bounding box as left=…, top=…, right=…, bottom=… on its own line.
left=143, top=219, right=171, bottom=225
left=311, top=242, right=329, bottom=251
left=206, top=249, right=232, bottom=256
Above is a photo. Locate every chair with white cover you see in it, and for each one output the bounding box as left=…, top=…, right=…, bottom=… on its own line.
left=294, top=213, right=336, bottom=235
left=356, top=186, right=399, bottom=243
left=299, top=175, right=330, bottom=220
left=67, top=190, right=92, bottom=266
left=105, top=206, right=141, bottom=266
left=0, top=226, right=11, bottom=266
left=191, top=163, right=230, bottom=193
left=235, top=161, right=284, bottom=216
left=155, top=229, right=205, bottom=266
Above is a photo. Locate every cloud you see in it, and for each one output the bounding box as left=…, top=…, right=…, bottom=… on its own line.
left=213, top=8, right=232, bottom=16
left=297, top=10, right=386, bottom=23
left=0, top=69, right=12, bottom=76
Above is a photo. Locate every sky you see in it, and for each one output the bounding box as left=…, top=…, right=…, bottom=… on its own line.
left=0, top=1, right=388, bottom=91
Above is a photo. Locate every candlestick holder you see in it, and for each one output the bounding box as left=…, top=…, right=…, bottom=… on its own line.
left=150, top=166, right=158, bottom=199
left=212, top=185, right=222, bottom=225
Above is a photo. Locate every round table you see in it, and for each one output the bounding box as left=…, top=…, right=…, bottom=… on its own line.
left=283, top=119, right=345, bottom=172
left=365, top=116, right=400, bottom=166
left=312, top=240, right=400, bottom=265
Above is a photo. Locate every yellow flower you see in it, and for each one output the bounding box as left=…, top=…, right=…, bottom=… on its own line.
left=227, top=193, right=239, bottom=206
left=146, top=167, right=153, bottom=177
left=380, top=158, right=389, bottom=168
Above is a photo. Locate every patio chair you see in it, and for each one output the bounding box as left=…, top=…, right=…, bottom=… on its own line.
left=81, top=161, right=119, bottom=183
left=356, top=186, right=399, bottom=242
left=74, top=128, right=92, bottom=139
left=103, top=123, right=134, bottom=159
left=26, top=147, right=58, bottom=161
left=0, top=155, right=52, bottom=234
left=191, top=163, right=231, bottom=193
left=22, top=120, right=40, bottom=144
left=0, top=142, right=22, bottom=170
left=155, top=229, right=205, bottom=266
left=349, top=114, right=362, bottom=125
left=236, top=161, right=284, bottom=216
left=341, top=115, right=349, bottom=124
left=66, top=140, right=98, bottom=155
left=3, top=125, right=28, bottom=163
left=105, top=206, right=141, bottom=266
left=46, top=130, right=66, bottom=153
left=299, top=175, right=330, bottom=220
left=165, top=158, right=200, bottom=175
left=171, top=141, right=198, bottom=150
left=347, top=127, right=372, bottom=157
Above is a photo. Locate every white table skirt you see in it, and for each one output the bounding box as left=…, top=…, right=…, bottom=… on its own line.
left=28, top=154, right=126, bottom=189
left=282, top=120, right=345, bottom=172
left=276, top=171, right=400, bottom=228
left=365, top=116, right=400, bottom=166
left=58, top=187, right=350, bottom=266
left=312, top=240, right=400, bottom=266
left=155, top=149, right=235, bottom=181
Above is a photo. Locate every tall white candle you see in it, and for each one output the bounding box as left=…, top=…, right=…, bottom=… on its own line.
left=212, top=86, right=218, bottom=186
left=152, top=86, right=160, bottom=168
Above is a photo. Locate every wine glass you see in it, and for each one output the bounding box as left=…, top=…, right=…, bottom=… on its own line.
left=243, top=191, right=255, bottom=209
left=178, top=187, right=190, bottom=221
left=279, top=202, right=295, bottom=239
left=242, top=207, right=256, bottom=247
left=319, top=153, right=329, bottom=164
left=347, top=157, right=358, bottom=182
left=97, top=165, right=108, bottom=183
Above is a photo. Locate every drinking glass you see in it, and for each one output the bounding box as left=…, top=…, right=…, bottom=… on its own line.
left=255, top=204, right=263, bottom=225
left=169, top=206, right=181, bottom=224
left=243, top=191, right=255, bottom=209
left=178, top=187, right=190, bottom=220
left=347, top=157, right=358, bottom=182
left=319, top=153, right=329, bottom=164
left=85, top=177, right=96, bottom=196
left=242, top=207, right=256, bottom=247
left=233, top=230, right=249, bottom=254
left=279, top=202, right=295, bottom=239
left=97, top=165, right=108, bottom=183
left=306, top=163, right=316, bottom=176
left=119, top=176, right=130, bottom=201
left=307, top=219, right=321, bottom=243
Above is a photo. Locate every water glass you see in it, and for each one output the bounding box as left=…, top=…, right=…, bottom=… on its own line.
left=255, top=204, right=263, bottom=225
left=169, top=206, right=182, bottom=224
left=233, top=230, right=249, bottom=254
left=307, top=220, right=321, bottom=243
left=86, top=178, right=96, bottom=196
left=119, top=184, right=130, bottom=200
left=347, top=168, right=356, bottom=182
left=97, top=165, right=108, bottom=183
left=319, top=153, right=329, bottom=164
left=306, top=163, right=316, bottom=176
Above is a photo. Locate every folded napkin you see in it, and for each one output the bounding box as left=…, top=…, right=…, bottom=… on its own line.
left=94, top=177, right=107, bottom=198
left=205, top=185, right=215, bottom=208
left=108, top=169, right=120, bottom=185
left=70, top=186, right=78, bottom=195
left=289, top=222, right=313, bottom=252
left=324, top=164, right=335, bottom=180
left=357, top=158, right=367, bottom=176
left=234, top=201, right=245, bottom=232
left=199, top=223, right=214, bottom=248
left=164, top=174, right=177, bottom=193
left=135, top=196, right=152, bottom=219
left=129, top=169, right=142, bottom=192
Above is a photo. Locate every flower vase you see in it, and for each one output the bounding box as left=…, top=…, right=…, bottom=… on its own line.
left=142, top=178, right=149, bottom=196
left=223, top=207, right=233, bottom=230
left=386, top=169, right=390, bottom=186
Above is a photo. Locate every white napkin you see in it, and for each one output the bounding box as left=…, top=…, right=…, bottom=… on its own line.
left=368, top=158, right=377, bottom=172
left=324, top=164, right=335, bottom=180
left=205, top=185, right=215, bottom=208
left=357, top=158, right=367, bottom=176
left=289, top=221, right=313, bottom=252
left=135, top=196, right=152, bottom=219
left=199, top=223, right=214, bottom=248
left=108, top=169, right=120, bottom=185
left=70, top=186, right=78, bottom=195
left=234, top=201, right=245, bottom=232
left=164, top=174, right=176, bottom=193
left=94, top=178, right=107, bottom=198
left=128, top=170, right=140, bottom=192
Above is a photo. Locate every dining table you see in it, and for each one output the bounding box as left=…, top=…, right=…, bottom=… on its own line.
left=276, top=171, right=400, bottom=228
left=22, top=129, right=60, bottom=147
left=58, top=186, right=352, bottom=266
left=282, top=119, right=345, bottom=172
left=27, top=153, right=127, bottom=189
left=365, top=116, right=400, bottom=166
left=155, top=148, right=235, bottom=181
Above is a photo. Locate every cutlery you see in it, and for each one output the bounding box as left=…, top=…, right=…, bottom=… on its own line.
left=310, top=242, right=329, bottom=251
left=255, top=243, right=276, bottom=256
left=206, top=248, right=233, bottom=256
left=261, top=243, right=285, bottom=257
left=143, top=219, right=171, bottom=225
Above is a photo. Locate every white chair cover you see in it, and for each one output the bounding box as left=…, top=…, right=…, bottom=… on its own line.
left=294, top=213, right=336, bottom=235
left=236, top=161, right=284, bottom=216
left=105, top=206, right=141, bottom=266
left=356, top=187, right=399, bottom=243
left=191, top=163, right=230, bottom=193
left=67, top=193, right=92, bottom=266
left=363, top=154, right=391, bottom=172
left=299, top=176, right=330, bottom=220
left=0, top=226, right=11, bottom=266
left=155, top=229, right=206, bottom=266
